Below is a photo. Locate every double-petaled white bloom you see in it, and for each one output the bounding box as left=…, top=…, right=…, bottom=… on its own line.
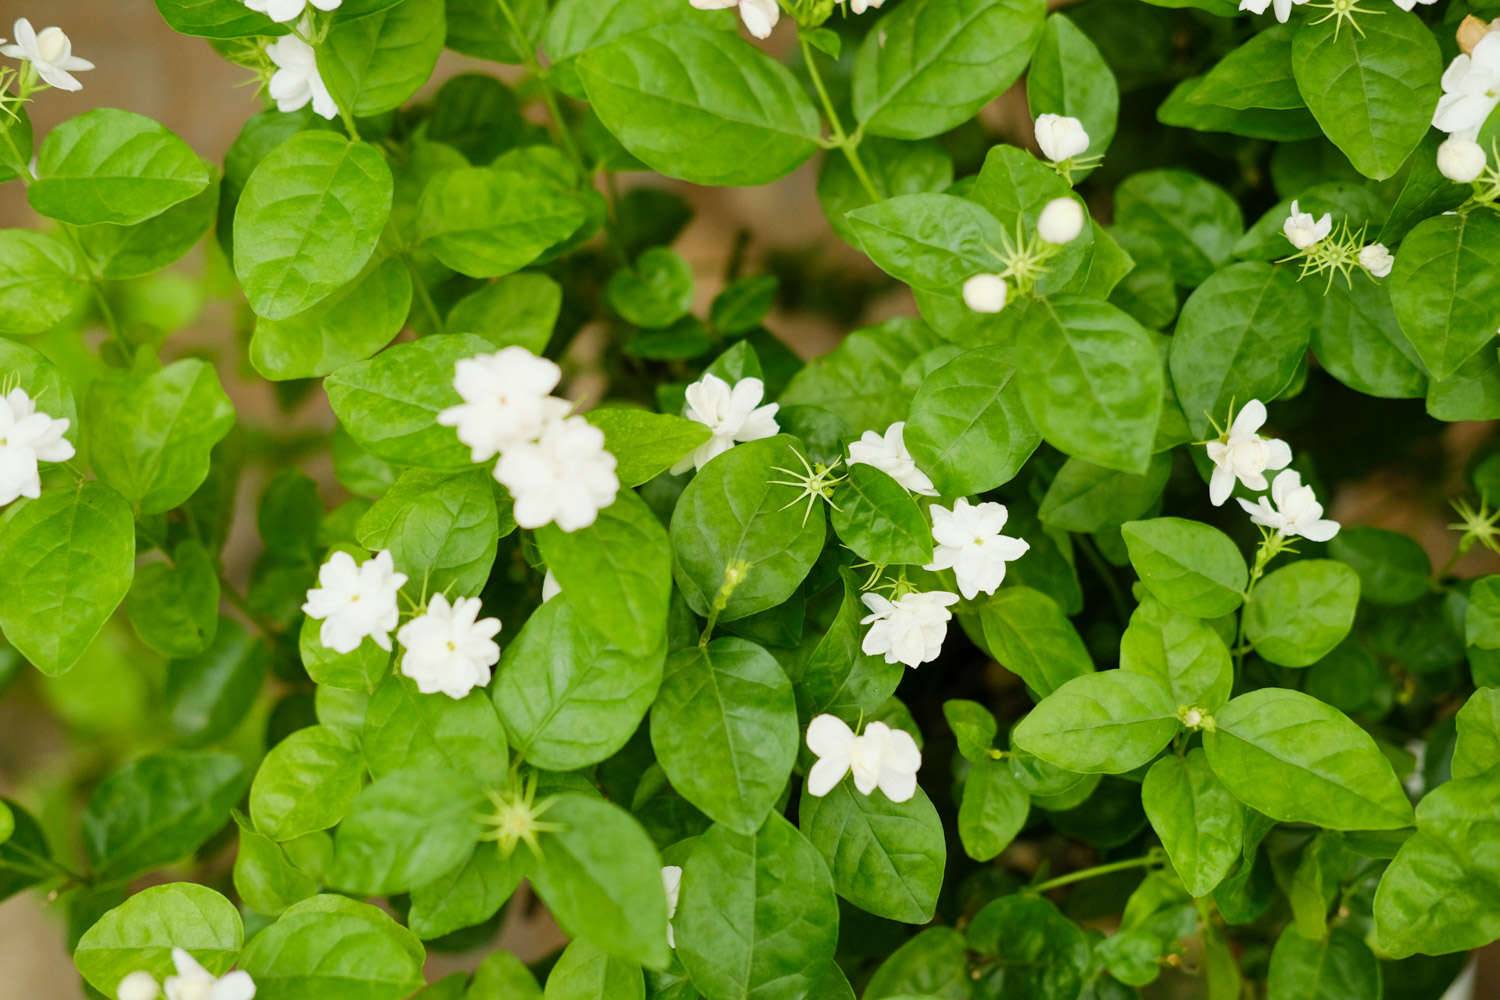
left=689, top=0, right=778, bottom=39
left=1238, top=0, right=1307, bottom=23
left=1438, top=136, right=1487, bottom=183
left=805, top=715, right=922, bottom=802
left=0, top=387, right=75, bottom=508
left=1205, top=400, right=1292, bottom=507
left=860, top=590, right=959, bottom=668
left=1034, top=114, right=1089, bottom=163
left=117, top=971, right=160, bottom=1000
left=924, top=499, right=1030, bottom=600
left=848, top=0, right=885, bottom=12
left=396, top=594, right=501, bottom=699
left=1283, top=200, right=1332, bottom=250
left=1037, top=197, right=1086, bottom=245
left=1359, top=243, right=1394, bottom=279
left=495, top=415, right=619, bottom=532
left=1392, top=0, right=1437, bottom=10
left=1238, top=469, right=1340, bottom=542
left=662, top=866, right=683, bottom=948
left=265, top=32, right=337, bottom=120
left=302, top=550, right=406, bottom=654
left=245, top=0, right=342, bottom=23
left=1, top=19, right=93, bottom=92
left=962, top=274, right=1008, bottom=314
left=144, top=949, right=255, bottom=1000
left=848, top=422, right=937, bottom=496
left=672, top=372, right=779, bottom=473
left=438, top=347, right=567, bottom=463
left=1433, top=33, right=1500, bottom=137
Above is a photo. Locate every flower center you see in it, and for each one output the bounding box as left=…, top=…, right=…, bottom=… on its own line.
left=37, top=30, right=68, bottom=64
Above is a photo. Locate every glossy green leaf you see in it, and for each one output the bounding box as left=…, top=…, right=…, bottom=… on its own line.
left=0, top=230, right=86, bottom=335
left=1122, top=517, right=1248, bottom=619
left=362, top=674, right=509, bottom=788
left=957, top=756, right=1028, bottom=862
left=1389, top=210, right=1500, bottom=380
left=1245, top=560, right=1360, bottom=668
left=973, top=586, right=1093, bottom=698
left=904, top=346, right=1040, bottom=495
left=319, top=0, right=445, bottom=116
left=240, top=895, right=427, bottom=999
left=251, top=255, right=411, bottom=381
left=584, top=409, right=711, bottom=488
left=74, top=883, right=243, bottom=996
left=1012, top=670, right=1178, bottom=774
left=1142, top=750, right=1242, bottom=897
left=331, top=767, right=484, bottom=895
left=250, top=725, right=364, bottom=841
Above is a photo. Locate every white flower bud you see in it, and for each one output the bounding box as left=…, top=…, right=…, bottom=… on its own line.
left=961, top=274, right=1008, bottom=314
left=1037, top=197, right=1086, bottom=245
left=1437, top=137, right=1487, bottom=183
left=1033, top=114, right=1090, bottom=163
left=116, top=971, right=160, bottom=1000
left=1359, top=243, right=1394, bottom=279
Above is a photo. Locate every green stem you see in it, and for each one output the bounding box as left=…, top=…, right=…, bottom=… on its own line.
left=406, top=256, right=444, bottom=332
left=495, top=0, right=585, bottom=174
left=1028, top=852, right=1161, bottom=895
left=798, top=33, right=881, bottom=204
left=1076, top=534, right=1130, bottom=627
left=1235, top=532, right=1284, bottom=673
left=220, top=573, right=280, bottom=640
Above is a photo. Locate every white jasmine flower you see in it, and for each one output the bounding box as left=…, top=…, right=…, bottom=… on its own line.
left=1359, top=243, right=1394, bottom=279
left=495, top=415, right=619, bottom=532
left=860, top=590, right=959, bottom=668
left=1205, top=399, right=1293, bottom=507
left=264, top=33, right=337, bottom=120
left=1, top=20, right=93, bottom=92
left=542, top=569, right=561, bottom=602
left=689, top=0, right=779, bottom=39
left=1437, top=136, right=1487, bottom=183
left=672, top=372, right=780, bottom=473
left=924, top=499, right=1030, bottom=600
left=1033, top=114, right=1090, bottom=163
left=1238, top=0, right=1308, bottom=22
left=805, top=714, right=922, bottom=803
left=962, top=274, right=1008, bottom=314
left=849, top=0, right=885, bottom=11
left=1391, top=0, right=1437, bottom=9
left=1238, top=469, right=1340, bottom=542
left=1433, top=33, right=1500, bottom=137
left=662, top=866, right=682, bottom=949
left=396, top=594, right=501, bottom=699
left=1037, top=197, right=1086, bottom=245
left=1283, top=200, right=1332, bottom=250
left=245, top=0, right=342, bottom=24
left=117, top=972, right=160, bottom=1000
left=848, top=422, right=937, bottom=496
left=0, top=387, right=75, bottom=508
left=302, top=550, right=406, bottom=654
left=438, top=347, right=567, bottom=463
left=163, top=949, right=255, bottom=1000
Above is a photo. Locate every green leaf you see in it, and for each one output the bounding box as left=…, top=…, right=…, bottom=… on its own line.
left=669, top=435, right=826, bottom=622
left=83, top=750, right=247, bottom=880
left=1266, top=926, right=1381, bottom=1000
left=331, top=767, right=484, bottom=895
left=357, top=467, right=499, bottom=598
left=154, top=0, right=285, bottom=37
left=1157, top=76, right=1323, bottom=144
left=818, top=137, right=953, bottom=245
left=958, top=757, right=1028, bottom=862
left=234, top=132, right=393, bottom=320
left=1142, top=750, right=1242, bottom=897
left=363, top=675, right=508, bottom=787
left=1114, top=170, right=1243, bottom=287
left=251, top=255, right=412, bottom=381
left=584, top=409, right=711, bottom=487
left=846, top=193, right=1004, bottom=294
left=0, top=230, right=86, bottom=335
left=675, top=814, right=839, bottom=998
left=240, top=895, right=426, bottom=999
left=1027, top=14, right=1119, bottom=171
left=494, top=597, right=664, bottom=771
left=1290, top=11, right=1440, bottom=181
left=1169, top=262, right=1313, bottom=437
left=326, top=333, right=492, bottom=468
left=165, top=620, right=267, bottom=746
left=904, top=346, right=1040, bottom=495
left=973, top=586, right=1093, bottom=698
left=75, top=176, right=220, bottom=281
left=1313, top=269, right=1426, bottom=400
left=1191, top=23, right=1302, bottom=111
left=446, top=273, right=562, bottom=353
left=965, top=895, right=1092, bottom=999
left=1012, top=670, right=1178, bottom=774
left=30, top=109, right=211, bottom=226
left=1120, top=599, right=1232, bottom=713
left=944, top=699, right=998, bottom=763
left=862, top=926, right=970, bottom=999
left=578, top=24, right=820, bottom=186
left=300, top=615, right=390, bottom=692
left=545, top=0, right=711, bottom=86
left=0, top=797, right=50, bottom=903
left=1122, top=518, right=1249, bottom=619
left=1204, top=688, right=1413, bottom=830
left=1245, top=560, right=1360, bottom=668
left=799, top=781, right=945, bottom=924
left=0, top=481, right=135, bottom=676
left=650, top=638, right=798, bottom=835
left=86, top=358, right=236, bottom=514
left=853, top=0, right=1045, bottom=140
left=1039, top=452, right=1172, bottom=535
left=1389, top=211, right=1500, bottom=380
left=793, top=570, right=905, bottom=720
left=968, top=145, right=1094, bottom=296
left=126, top=540, right=219, bottom=658
left=250, top=725, right=364, bottom=841
left=471, top=951, right=543, bottom=999
left=74, top=883, right=243, bottom=996
left=544, top=939, right=644, bottom=1000
left=408, top=841, right=524, bottom=940
left=607, top=247, right=694, bottom=329
left=318, top=0, right=445, bottom=116
left=829, top=464, right=933, bottom=567
left=417, top=158, right=589, bottom=278
left=779, top=318, right=941, bottom=439
left=533, top=794, right=669, bottom=969
left=233, top=818, right=320, bottom=917
left=1011, top=296, right=1163, bottom=475
left=1327, top=526, right=1431, bottom=607
left=537, top=489, right=671, bottom=651
left=1453, top=688, right=1500, bottom=779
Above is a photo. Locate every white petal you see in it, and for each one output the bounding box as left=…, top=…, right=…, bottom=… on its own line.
left=806, top=756, right=849, bottom=797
